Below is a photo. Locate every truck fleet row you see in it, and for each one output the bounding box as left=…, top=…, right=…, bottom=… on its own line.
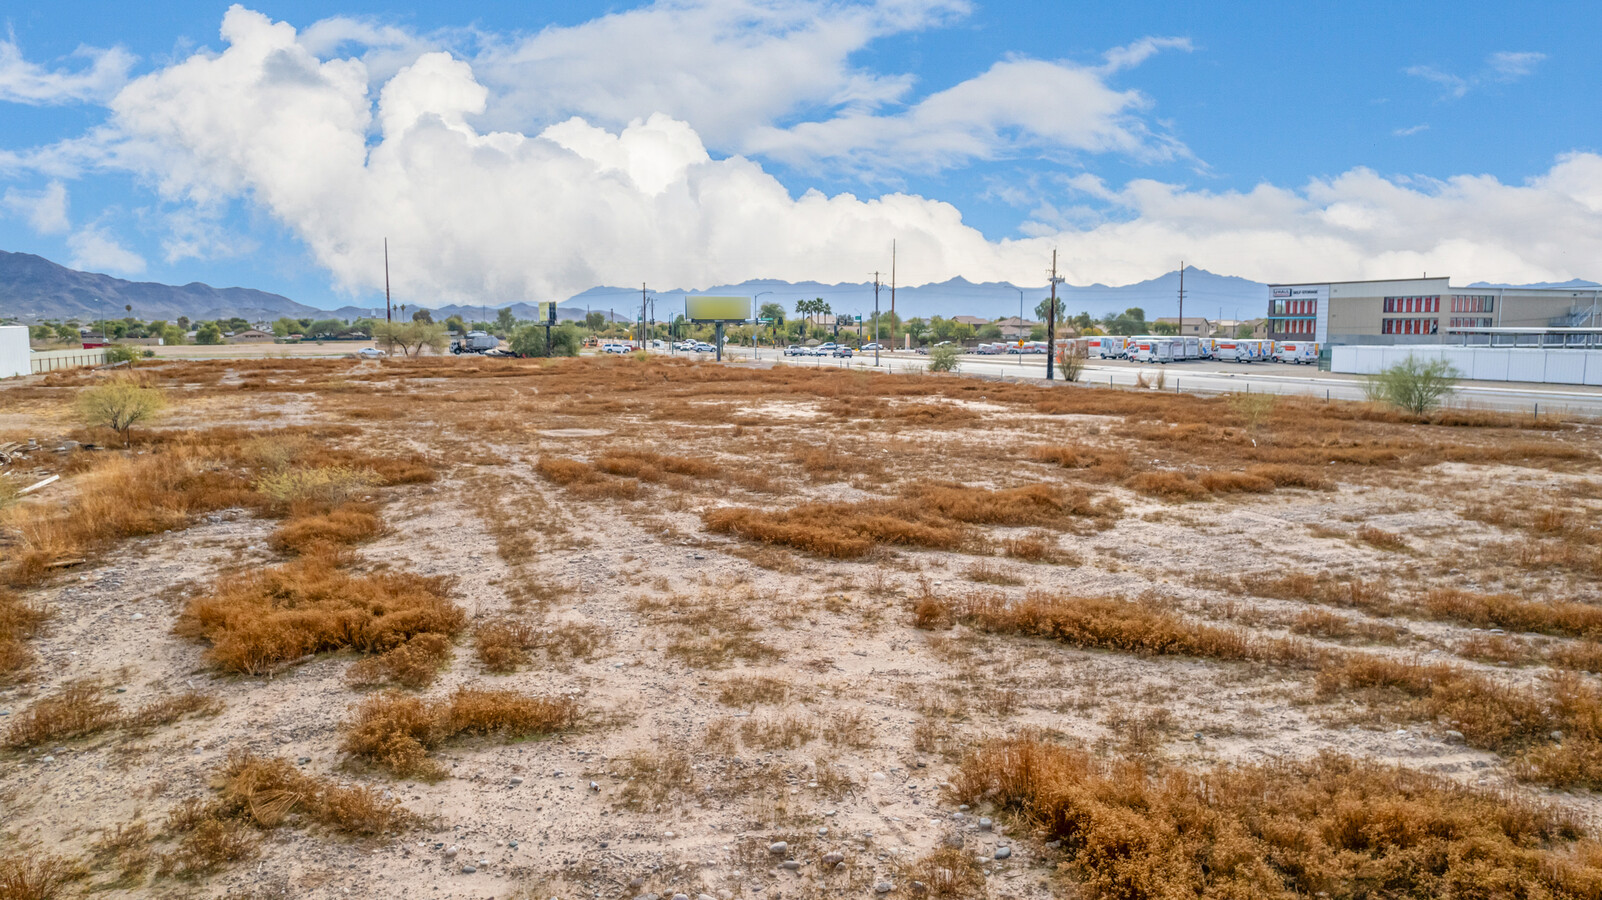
left=1087, top=337, right=1320, bottom=365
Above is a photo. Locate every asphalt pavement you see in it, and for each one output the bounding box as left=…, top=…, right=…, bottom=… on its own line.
left=721, top=348, right=1602, bottom=418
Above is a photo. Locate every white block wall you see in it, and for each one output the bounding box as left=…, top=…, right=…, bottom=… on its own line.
left=1332, top=344, right=1602, bottom=386
left=0, top=326, right=29, bottom=379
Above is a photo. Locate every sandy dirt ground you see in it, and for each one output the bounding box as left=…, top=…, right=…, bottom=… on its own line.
left=2, top=354, right=1601, bottom=899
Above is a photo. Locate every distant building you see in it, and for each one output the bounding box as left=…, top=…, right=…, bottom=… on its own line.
left=1266, top=277, right=1602, bottom=345
left=993, top=316, right=1040, bottom=339
left=227, top=329, right=275, bottom=343
left=952, top=315, right=990, bottom=327
left=1153, top=316, right=1214, bottom=336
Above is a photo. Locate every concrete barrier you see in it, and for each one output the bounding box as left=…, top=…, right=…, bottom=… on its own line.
left=1332, top=344, right=1602, bottom=386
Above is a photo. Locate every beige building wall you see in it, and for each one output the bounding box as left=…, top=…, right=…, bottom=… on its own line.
left=1295, top=278, right=1602, bottom=344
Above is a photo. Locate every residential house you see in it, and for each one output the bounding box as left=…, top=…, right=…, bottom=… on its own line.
left=1153, top=316, right=1215, bottom=337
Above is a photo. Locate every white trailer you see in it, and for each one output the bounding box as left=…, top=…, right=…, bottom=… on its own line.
left=1214, top=340, right=1256, bottom=363
left=1274, top=341, right=1319, bottom=364
left=1130, top=338, right=1175, bottom=364
left=1088, top=336, right=1128, bottom=359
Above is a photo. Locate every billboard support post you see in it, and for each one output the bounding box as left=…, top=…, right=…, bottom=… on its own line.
left=686, top=295, right=753, bottom=365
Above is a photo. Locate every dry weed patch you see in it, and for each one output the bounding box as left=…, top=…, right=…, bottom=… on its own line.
left=1420, top=588, right=1602, bottom=638
left=157, top=752, right=418, bottom=878
left=0, top=852, right=85, bottom=899
left=957, top=592, right=1312, bottom=665
left=120, top=691, right=224, bottom=736
left=954, top=736, right=1601, bottom=899
left=718, top=675, right=790, bottom=707
left=267, top=502, right=385, bottom=554
left=893, top=848, right=985, bottom=899
left=3, top=680, right=120, bottom=749
left=341, top=688, right=576, bottom=778
left=0, top=588, right=49, bottom=680
left=176, top=552, right=464, bottom=676
left=705, top=483, right=1110, bottom=559
left=345, top=632, right=453, bottom=689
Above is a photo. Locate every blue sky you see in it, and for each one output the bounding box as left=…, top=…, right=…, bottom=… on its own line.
left=1, top=0, right=1598, bottom=308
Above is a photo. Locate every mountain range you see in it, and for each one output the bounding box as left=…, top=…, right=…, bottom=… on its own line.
left=1, top=249, right=1596, bottom=326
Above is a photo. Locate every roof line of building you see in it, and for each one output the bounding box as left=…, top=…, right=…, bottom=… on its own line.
left=1267, top=277, right=1450, bottom=287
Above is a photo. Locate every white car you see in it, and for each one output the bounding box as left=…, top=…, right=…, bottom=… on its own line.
left=602, top=342, right=632, bottom=354
left=358, top=347, right=386, bottom=359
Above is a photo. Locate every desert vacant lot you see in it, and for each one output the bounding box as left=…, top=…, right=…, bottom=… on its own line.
left=3, top=354, right=1602, bottom=899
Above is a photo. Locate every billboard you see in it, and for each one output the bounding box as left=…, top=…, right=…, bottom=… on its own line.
left=536, top=301, right=557, bottom=325
left=686, top=295, right=750, bottom=323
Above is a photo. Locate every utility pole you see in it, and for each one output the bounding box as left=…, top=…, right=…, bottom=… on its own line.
left=872, top=272, right=881, bottom=367
left=1178, top=260, right=1186, bottom=340
left=384, top=238, right=392, bottom=323
left=890, top=239, right=897, bottom=351
left=641, top=283, right=648, bottom=347
left=1046, top=250, right=1062, bottom=381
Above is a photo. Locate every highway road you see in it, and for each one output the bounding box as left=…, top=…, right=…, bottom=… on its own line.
left=723, top=348, right=1602, bottom=418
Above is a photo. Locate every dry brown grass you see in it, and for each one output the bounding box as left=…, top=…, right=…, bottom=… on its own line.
left=1287, top=608, right=1403, bottom=644
left=1356, top=525, right=1408, bottom=551
left=0, top=587, right=49, bottom=681
left=1030, top=443, right=1132, bottom=481
left=961, top=559, right=1025, bottom=586
left=1125, top=470, right=1210, bottom=499
left=1221, top=570, right=1398, bottom=617
left=0, top=853, right=84, bottom=900
left=474, top=619, right=541, bottom=673
left=119, top=691, right=224, bottom=735
left=894, top=848, right=985, bottom=900
left=2, top=680, right=120, bottom=749
left=1421, top=588, right=1602, bottom=638
left=175, top=551, right=464, bottom=676
left=705, top=483, right=1109, bottom=559
left=718, top=675, right=790, bottom=707
left=534, top=456, right=640, bottom=500
left=957, top=592, right=1312, bottom=665
left=345, top=632, right=453, bottom=689
left=158, top=752, right=417, bottom=877
left=340, top=688, right=576, bottom=778
left=953, top=736, right=1601, bottom=899
left=267, top=503, right=386, bottom=554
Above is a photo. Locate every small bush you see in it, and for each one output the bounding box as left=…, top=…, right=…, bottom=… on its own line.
left=1197, top=471, right=1275, bottom=494
left=1364, top=355, right=1460, bottom=415
left=927, top=344, right=962, bottom=372
left=76, top=377, right=166, bottom=445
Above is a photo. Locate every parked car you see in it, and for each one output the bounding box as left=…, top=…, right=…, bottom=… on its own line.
left=358, top=347, right=386, bottom=359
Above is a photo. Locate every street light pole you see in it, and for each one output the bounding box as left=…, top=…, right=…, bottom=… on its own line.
left=753, top=290, right=773, bottom=360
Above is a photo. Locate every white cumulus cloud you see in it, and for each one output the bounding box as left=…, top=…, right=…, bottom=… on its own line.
left=2, top=180, right=70, bottom=233
left=0, top=38, right=135, bottom=105
left=68, top=223, right=145, bottom=274
left=29, top=5, right=1602, bottom=296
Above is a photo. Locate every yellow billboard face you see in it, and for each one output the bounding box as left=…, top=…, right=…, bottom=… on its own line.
left=686, top=295, right=751, bottom=323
